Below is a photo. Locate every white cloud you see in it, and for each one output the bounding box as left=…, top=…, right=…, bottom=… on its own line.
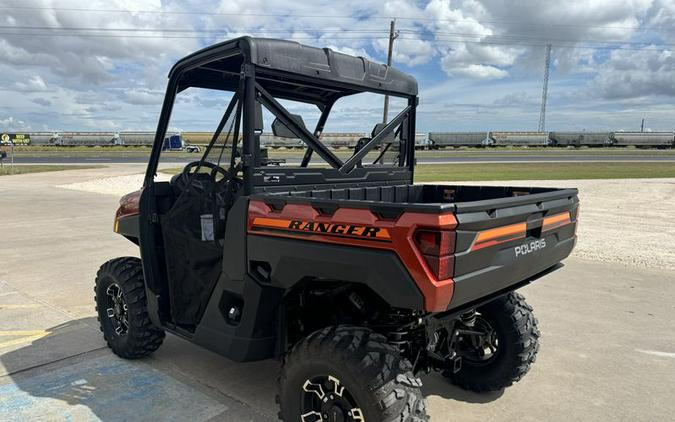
left=0, top=0, right=673, bottom=131
left=592, top=48, right=675, bottom=99
left=14, top=76, right=48, bottom=92
left=444, top=63, right=507, bottom=79
left=123, top=88, right=165, bottom=105
left=0, top=116, right=31, bottom=131
left=373, top=37, right=436, bottom=66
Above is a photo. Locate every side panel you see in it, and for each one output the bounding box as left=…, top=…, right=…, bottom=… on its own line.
left=247, top=200, right=457, bottom=311
left=191, top=273, right=283, bottom=362
left=247, top=235, right=424, bottom=310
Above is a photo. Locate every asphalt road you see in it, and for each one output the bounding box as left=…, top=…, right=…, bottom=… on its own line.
left=10, top=153, right=675, bottom=164
left=1, top=165, right=674, bottom=421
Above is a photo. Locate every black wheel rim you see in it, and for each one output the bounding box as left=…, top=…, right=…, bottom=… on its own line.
left=300, top=375, right=365, bottom=422
left=105, top=283, right=129, bottom=336
left=458, top=315, right=499, bottom=366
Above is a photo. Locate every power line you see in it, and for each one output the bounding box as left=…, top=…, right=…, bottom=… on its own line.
left=0, top=5, right=647, bottom=31
left=1, top=25, right=669, bottom=48
left=1, top=24, right=671, bottom=50
left=0, top=31, right=670, bottom=52
left=0, top=25, right=391, bottom=34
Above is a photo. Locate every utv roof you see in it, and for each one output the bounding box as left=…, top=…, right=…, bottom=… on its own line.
left=169, top=37, right=418, bottom=104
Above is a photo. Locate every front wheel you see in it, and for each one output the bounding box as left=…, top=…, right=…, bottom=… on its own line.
left=446, top=291, right=540, bottom=392
left=278, top=326, right=428, bottom=422
left=95, top=257, right=165, bottom=359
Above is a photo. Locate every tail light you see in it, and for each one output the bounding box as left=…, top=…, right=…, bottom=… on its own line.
left=414, top=229, right=456, bottom=280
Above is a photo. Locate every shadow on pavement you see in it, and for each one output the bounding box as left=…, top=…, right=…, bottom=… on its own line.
left=422, top=372, right=504, bottom=404
left=0, top=317, right=502, bottom=419
left=0, top=317, right=234, bottom=421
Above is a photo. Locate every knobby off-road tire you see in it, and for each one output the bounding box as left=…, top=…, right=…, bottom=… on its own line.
left=278, top=325, right=429, bottom=422
left=448, top=291, right=540, bottom=392
left=95, top=257, right=165, bottom=358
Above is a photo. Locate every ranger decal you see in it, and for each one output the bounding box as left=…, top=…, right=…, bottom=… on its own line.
left=252, top=217, right=391, bottom=241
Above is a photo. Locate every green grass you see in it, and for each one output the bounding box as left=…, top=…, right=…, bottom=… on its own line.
left=161, top=162, right=675, bottom=181
left=0, top=165, right=100, bottom=176
left=414, top=162, right=675, bottom=182
left=12, top=145, right=151, bottom=152
left=11, top=145, right=675, bottom=160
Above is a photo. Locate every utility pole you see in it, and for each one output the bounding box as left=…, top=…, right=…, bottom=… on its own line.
left=538, top=43, right=552, bottom=132
left=640, top=118, right=645, bottom=132
left=383, top=19, right=399, bottom=123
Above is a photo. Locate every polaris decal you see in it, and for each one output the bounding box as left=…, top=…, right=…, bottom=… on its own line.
left=251, top=217, right=391, bottom=241
left=514, top=239, right=547, bottom=257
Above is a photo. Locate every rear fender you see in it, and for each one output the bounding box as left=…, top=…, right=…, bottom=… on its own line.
left=114, top=190, right=141, bottom=242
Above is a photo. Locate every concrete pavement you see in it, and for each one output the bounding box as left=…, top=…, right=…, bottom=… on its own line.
left=1, top=165, right=674, bottom=421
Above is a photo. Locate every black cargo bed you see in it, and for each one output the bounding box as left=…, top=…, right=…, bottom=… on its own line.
left=251, top=184, right=578, bottom=218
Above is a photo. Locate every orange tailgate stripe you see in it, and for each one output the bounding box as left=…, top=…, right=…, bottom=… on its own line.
left=471, top=212, right=573, bottom=251
left=471, top=222, right=527, bottom=251
left=542, top=212, right=572, bottom=232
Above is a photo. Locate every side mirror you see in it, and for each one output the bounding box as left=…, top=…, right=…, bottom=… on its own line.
left=371, top=123, right=396, bottom=143
left=254, top=102, right=264, bottom=134
left=399, top=117, right=409, bottom=141
left=272, top=114, right=307, bottom=138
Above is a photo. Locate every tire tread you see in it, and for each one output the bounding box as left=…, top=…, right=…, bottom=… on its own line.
left=278, top=325, right=429, bottom=422
left=95, top=257, right=164, bottom=359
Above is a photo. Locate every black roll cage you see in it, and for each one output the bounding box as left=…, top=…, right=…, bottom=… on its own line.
left=144, top=38, right=418, bottom=194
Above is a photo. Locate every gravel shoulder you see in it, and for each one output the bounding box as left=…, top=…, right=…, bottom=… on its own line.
left=441, top=178, right=675, bottom=270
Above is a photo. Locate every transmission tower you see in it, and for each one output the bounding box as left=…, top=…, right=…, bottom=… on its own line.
left=538, top=44, right=552, bottom=132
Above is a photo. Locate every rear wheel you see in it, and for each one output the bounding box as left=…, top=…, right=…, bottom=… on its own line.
left=446, top=292, right=540, bottom=392
left=95, top=257, right=165, bottom=358
left=278, top=326, right=428, bottom=422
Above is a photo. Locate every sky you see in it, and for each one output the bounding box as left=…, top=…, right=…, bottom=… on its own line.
left=0, top=0, right=674, bottom=133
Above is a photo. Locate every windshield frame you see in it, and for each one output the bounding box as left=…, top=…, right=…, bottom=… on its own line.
left=145, top=52, right=418, bottom=194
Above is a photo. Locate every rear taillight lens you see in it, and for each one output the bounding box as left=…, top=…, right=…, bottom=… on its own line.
left=414, top=229, right=456, bottom=280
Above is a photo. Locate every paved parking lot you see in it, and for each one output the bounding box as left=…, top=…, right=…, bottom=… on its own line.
left=1, top=165, right=674, bottom=421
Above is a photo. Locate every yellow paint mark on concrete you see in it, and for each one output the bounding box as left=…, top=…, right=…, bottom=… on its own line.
left=0, top=330, right=49, bottom=336
left=0, top=304, right=42, bottom=310
left=0, top=330, right=50, bottom=349
left=0, top=333, right=49, bottom=349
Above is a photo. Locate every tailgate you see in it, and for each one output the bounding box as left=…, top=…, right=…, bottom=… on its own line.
left=448, top=188, right=579, bottom=309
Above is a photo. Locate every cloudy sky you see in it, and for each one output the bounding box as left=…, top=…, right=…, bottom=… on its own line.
left=1, top=0, right=674, bottom=133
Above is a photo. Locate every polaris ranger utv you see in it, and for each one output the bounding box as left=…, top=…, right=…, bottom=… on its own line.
left=96, top=37, right=579, bottom=421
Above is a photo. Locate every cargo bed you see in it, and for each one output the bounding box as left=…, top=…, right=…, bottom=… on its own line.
left=253, top=183, right=578, bottom=215
left=250, top=183, right=579, bottom=311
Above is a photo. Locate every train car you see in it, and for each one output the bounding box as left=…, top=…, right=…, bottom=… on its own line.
left=56, top=132, right=118, bottom=146
left=490, top=131, right=549, bottom=146
left=428, top=132, right=490, bottom=148
left=26, top=132, right=59, bottom=145
left=548, top=132, right=610, bottom=147
left=260, top=134, right=305, bottom=149
left=320, top=133, right=363, bottom=149
left=181, top=132, right=214, bottom=145
left=609, top=132, right=674, bottom=148
left=118, top=132, right=155, bottom=146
